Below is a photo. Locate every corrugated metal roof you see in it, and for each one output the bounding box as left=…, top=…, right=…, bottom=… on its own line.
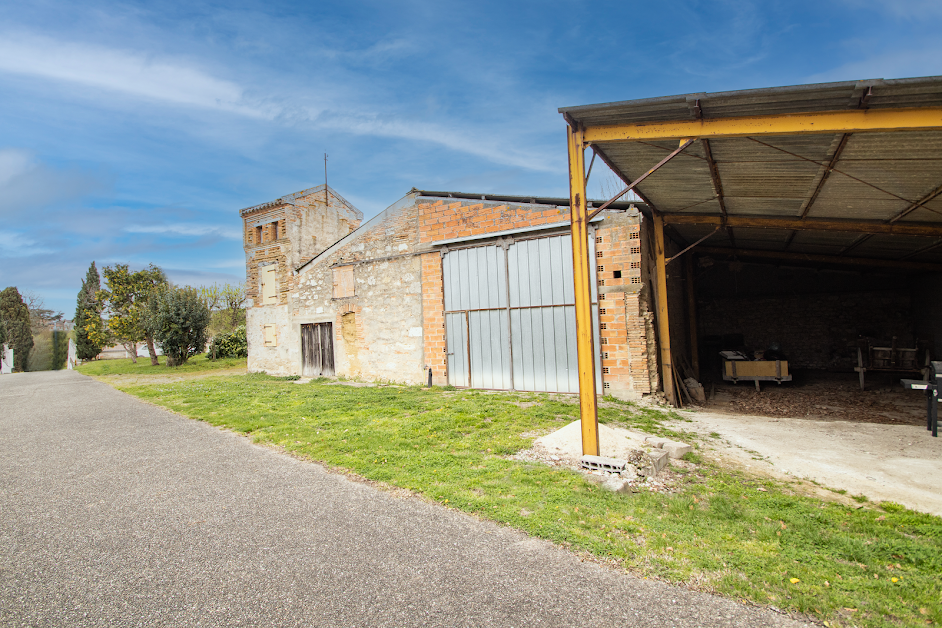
left=562, top=77, right=942, bottom=268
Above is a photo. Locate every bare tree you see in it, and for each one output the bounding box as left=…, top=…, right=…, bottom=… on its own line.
left=23, top=291, right=64, bottom=333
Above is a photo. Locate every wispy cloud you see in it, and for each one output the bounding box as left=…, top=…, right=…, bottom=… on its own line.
left=807, top=44, right=942, bottom=84
left=0, top=31, right=557, bottom=173
left=124, top=223, right=242, bottom=240
left=0, top=33, right=272, bottom=118
left=0, top=148, right=109, bottom=217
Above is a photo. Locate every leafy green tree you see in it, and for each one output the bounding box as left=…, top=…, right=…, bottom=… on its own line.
left=75, top=262, right=107, bottom=360
left=135, top=266, right=169, bottom=365
left=0, top=287, right=34, bottom=372
left=144, top=285, right=210, bottom=366
left=101, top=264, right=167, bottom=365
left=101, top=264, right=143, bottom=362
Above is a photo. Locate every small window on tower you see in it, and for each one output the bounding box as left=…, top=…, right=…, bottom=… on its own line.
left=255, top=225, right=263, bottom=245
left=613, top=270, right=622, bottom=279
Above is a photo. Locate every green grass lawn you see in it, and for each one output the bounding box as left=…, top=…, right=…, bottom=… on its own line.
left=77, top=354, right=246, bottom=377
left=113, top=372, right=940, bottom=628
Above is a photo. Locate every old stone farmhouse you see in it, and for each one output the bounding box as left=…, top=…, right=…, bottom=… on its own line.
left=241, top=187, right=659, bottom=399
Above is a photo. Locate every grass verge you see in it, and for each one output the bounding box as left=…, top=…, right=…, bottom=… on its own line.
left=115, top=372, right=940, bottom=628
left=77, top=354, right=246, bottom=377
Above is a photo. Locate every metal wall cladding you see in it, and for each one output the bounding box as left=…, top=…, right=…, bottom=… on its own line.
left=443, top=246, right=511, bottom=390
left=443, top=235, right=601, bottom=394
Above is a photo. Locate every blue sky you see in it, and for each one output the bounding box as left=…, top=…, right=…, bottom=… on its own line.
left=1, top=0, right=940, bottom=316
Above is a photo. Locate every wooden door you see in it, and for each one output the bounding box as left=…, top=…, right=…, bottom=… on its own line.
left=301, top=323, right=335, bottom=377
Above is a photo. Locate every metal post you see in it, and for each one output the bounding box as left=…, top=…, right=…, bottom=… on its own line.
left=567, top=123, right=600, bottom=456
left=653, top=211, right=676, bottom=406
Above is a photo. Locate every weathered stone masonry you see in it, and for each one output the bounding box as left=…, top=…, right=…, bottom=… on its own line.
left=241, top=188, right=661, bottom=400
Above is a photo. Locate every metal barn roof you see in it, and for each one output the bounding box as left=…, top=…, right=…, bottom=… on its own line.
left=560, top=77, right=942, bottom=268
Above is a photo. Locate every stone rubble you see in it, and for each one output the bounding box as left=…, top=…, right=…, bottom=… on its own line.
left=512, top=419, right=691, bottom=495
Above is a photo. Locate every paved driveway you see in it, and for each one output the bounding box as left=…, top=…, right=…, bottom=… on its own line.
left=0, top=371, right=808, bottom=627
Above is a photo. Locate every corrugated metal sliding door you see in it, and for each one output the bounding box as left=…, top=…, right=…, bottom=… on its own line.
left=507, top=234, right=601, bottom=394
left=442, top=246, right=512, bottom=389
left=442, top=233, right=601, bottom=394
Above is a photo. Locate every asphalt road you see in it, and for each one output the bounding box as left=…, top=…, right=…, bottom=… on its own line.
left=0, top=370, right=809, bottom=627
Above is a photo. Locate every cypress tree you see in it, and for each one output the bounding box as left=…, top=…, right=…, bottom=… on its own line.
left=0, top=287, right=34, bottom=372
left=75, top=262, right=106, bottom=360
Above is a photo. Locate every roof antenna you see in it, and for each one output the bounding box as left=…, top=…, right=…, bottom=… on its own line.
left=324, top=153, right=329, bottom=206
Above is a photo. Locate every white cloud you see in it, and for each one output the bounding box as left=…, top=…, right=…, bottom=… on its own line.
left=807, top=45, right=942, bottom=84
left=124, top=223, right=242, bottom=240
left=839, top=0, right=942, bottom=18
left=0, top=31, right=559, bottom=173
left=0, top=33, right=272, bottom=118
left=0, top=148, right=108, bottom=217
left=0, top=229, right=54, bottom=257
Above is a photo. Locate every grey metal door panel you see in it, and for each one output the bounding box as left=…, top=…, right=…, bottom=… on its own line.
left=443, top=234, right=601, bottom=394
left=445, top=311, right=469, bottom=387
left=469, top=309, right=511, bottom=389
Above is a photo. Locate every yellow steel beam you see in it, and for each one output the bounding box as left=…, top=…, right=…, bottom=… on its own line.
left=567, top=124, right=600, bottom=457
left=582, top=107, right=942, bottom=143
left=653, top=212, right=676, bottom=407
left=662, top=214, right=942, bottom=237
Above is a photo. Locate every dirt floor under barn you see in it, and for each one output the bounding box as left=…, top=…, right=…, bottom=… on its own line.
left=666, top=370, right=942, bottom=516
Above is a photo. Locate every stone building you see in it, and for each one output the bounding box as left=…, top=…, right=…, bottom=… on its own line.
left=240, top=188, right=660, bottom=399
left=240, top=185, right=363, bottom=374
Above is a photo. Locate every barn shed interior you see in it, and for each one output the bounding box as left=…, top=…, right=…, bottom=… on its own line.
left=560, top=76, right=942, bottom=425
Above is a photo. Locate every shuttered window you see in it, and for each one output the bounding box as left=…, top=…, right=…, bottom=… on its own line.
left=333, top=266, right=355, bottom=299
left=260, top=265, right=278, bottom=305
left=263, top=324, right=277, bottom=347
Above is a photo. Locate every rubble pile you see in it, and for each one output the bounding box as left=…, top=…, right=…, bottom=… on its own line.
left=513, top=420, right=692, bottom=495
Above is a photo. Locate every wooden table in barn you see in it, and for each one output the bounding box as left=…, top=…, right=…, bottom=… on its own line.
left=720, top=350, right=791, bottom=392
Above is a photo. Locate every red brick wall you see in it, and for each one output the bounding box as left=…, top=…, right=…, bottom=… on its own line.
left=421, top=252, right=448, bottom=385
left=595, top=216, right=651, bottom=397
left=418, top=199, right=568, bottom=244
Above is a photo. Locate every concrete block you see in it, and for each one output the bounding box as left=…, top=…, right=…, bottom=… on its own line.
left=662, top=441, right=693, bottom=459
left=644, top=437, right=668, bottom=448
left=602, top=477, right=634, bottom=494
left=580, top=454, right=627, bottom=473
left=644, top=437, right=693, bottom=459
left=638, top=449, right=670, bottom=477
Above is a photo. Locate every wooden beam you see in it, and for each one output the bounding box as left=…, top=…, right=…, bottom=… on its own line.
left=653, top=212, right=676, bottom=406
left=697, top=246, right=942, bottom=272
left=662, top=214, right=942, bottom=237
left=685, top=254, right=700, bottom=380
left=567, top=124, right=600, bottom=457
left=583, top=107, right=942, bottom=143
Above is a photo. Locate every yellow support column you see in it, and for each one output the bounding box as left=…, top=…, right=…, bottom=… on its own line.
left=653, top=211, right=676, bottom=406
left=567, top=123, right=600, bottom=456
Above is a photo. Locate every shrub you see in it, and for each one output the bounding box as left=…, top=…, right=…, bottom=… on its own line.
left=51, top=331, right=69, bottom=370
left=207, top=325, right=247, bottom=359
left=1, top=287, right=34, bottom=372
left=144, top=286, right=210, bottom=366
